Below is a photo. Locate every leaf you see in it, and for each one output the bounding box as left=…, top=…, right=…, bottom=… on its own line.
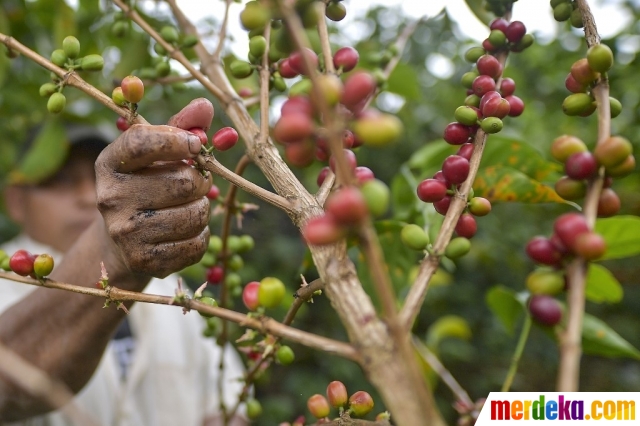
left=585, top=264, right=623, bottom=304
left=9, top=120, right=69, bottom=185
left=462, top=0, right=493, bottom=26
left=407, top=139, right=456, bottom=174
left=485, top=285, right=526, bottom=335
left=387, top=62, right=420, bottom=101
left=582, top=313, right=640, bottom=360
left=595, top=216, right=640, bottom=260
left=426, top=315, right=472, bottom=349
left=480, top=136, right=563, bottom=183
left=473, top=166, right=567, bottom=203
left=391, top=166, right=418, bottom=221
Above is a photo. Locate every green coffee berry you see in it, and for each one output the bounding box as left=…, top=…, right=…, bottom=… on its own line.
left=62, top=36, right=80, bottom=59
left=50, top=49, right=67, bottom=67
left=47, top=92, right=66, bottom=114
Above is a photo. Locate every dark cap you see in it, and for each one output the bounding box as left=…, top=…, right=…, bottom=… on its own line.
left=8, top=121, right=116, bottom=185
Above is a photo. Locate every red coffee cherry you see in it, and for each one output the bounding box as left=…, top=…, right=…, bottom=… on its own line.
left=273, top=113, right=314, bottom=144
left=329, top=149, right=357, bottom=173
left=333, top=46, right=359, bottom=72
left=574, top=232, right=607, bottom=260
left=526, top=236, right=564, bottom=266
left=565, top=73, right=587, bottom=93
left=597, top=188, right=621, bottom=218
left=476, top=55, right=502, bottom=79
left=551, top=135, right=588, bottom=163
left=443, top=122, right=473, bottom=145
left=457, top=143, right=474, bottom=160
left=116, top=116, right=130, bottom=132
left=528, top=295, right=562, bottom=326
left=433, top=195, right=452, bottom=215
left=499, top=78, right=516, bottom=97
left=188, top=127, right=208, bottom=145
left=212, top=127, right=239, bottom=151
left=326, top=380, right=348, bottom=408
left=9, top=250, right=36, bottom=277
left=442, top=155, right=470, bottom=185
left=281, top=96, right=314, bottom=117
left=554, top=213, right=590, bottom=252
left=341, top=71, right=377, bottom=111
left=455, top=213, right=477, bottom=239
left=472, top=75, right=496, bottom=97
left=565, top=152, right=598, bottom=180
left=303, top=215, right=344, bottom=246
left=479, top=90, right=501, bottom=112
left=505, top=21, right=527, bottom=43
left=482, top=96, right=510, bottom=119
left=489, top=18, right=509, bottom=32
left=206, top=266, right=224, bottom=284
left=288, top=47, right=318, bottom=75
left=285, top=141, right=315, bottom=168
left=504, top=95, right=525, bottom=117
left=594, top=136, right=633, bottom=169
left=242, top=281, right=261, bottom=311
left=317, top=166, right=331, bottom=186
left=307, top=394, right=330, bottom=419
left=120, top=75, right=144, bottom=104
left=278, top=59, right=299, bottom=78
left=206, top=184, right=220, bottom=200
left=355, top=166, right=375, bottom=184
left=325, top=187, right=369, bottom=226
left=570, top=58, right=599, bottom=85
left=416, top=179, right=447, bottom=203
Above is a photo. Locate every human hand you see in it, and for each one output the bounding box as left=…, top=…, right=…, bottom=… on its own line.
left=95, top=98, right=214, bottom=277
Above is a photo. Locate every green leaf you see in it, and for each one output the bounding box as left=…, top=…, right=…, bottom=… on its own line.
left=485, top=285, right=526, bottom=335
left=9, top=120, right=69, bottom=185
left=391, top=166, right=418, bottom=221
left=480, top=136, right=563, bottom=183
left=407, top=139, right=456, bottom=174
left=473, top=166, right=567, bottom=203
left=582, top=313, right=640, bottom=360
left=585, top=264, right=623, bottom=304
left=387, top=62, right=420, bottom=101
left=595, top=216, right=640, bottom=260
left=426, top=315, right=472, bottom=349
left=462, top=0, right=493, bottom=26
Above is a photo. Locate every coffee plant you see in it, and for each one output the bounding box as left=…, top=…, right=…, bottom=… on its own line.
left=1, top=0, right=640, bottom=424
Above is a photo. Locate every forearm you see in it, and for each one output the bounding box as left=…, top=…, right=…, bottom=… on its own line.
left=0, top=219, right=150, bottom=420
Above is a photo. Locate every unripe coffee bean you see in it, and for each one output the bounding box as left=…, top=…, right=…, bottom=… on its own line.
left=121, top=75, right=144, bottom=103
left=258, top=277, right=286, bottom=309
left=554, top=176, right=587, bottom=201
left=276, top=345, right=295, bottom=365
left=62, top=36, right=80, bottom=59
left=562, top=93, right=594, bottom=116
left=480, top=117, right=503, bottom=134
left=553, top=3, right=572, bottom=21
left=80, top=54, right=104, bottom=71
left=551, top=135, right=587, bottom=163
left=468, top=197, right=491, bottom=216
left=401, top=224, right=429, bottom=251
left=360, top=179, right=390, bottom=217
left=33, top=253, right=54, bottom=278
left=445, top=237, right=471, bottom=259
left=112, top=87, right=126, bottom=106
left=352, top=113, right=403, bottom=147
left=326, top=1, right=347, bottom=21
left=160, top=26, right=179, bottom=43
left=464, top=47, right=485, bottom=63
left=570, top=58, right=599, bottom=85
left=454, top=106, right=480, bottom=126
left=47, top=92, right=66, bottom=114
left=230, top=60, right=254, bottom=78
left=594, top=136, right=632, bottom=168
left=50, top=49, right=67, bottom=67
left=526, top=268, right=565, bottom=295
left=605, top=155, right=636, bottom=177
left=197, top=296, right=218, bottom=318
left=308, top=394, right=331, bottom=419
left=349, top=391, right=374, bottom=417
left=587, top=43, right=614, bottom=73
left=597, top=188, right=621, bottom=217
left=574, top=232, right=606, bottom=260
left=39, top=83, right=57, bottom=97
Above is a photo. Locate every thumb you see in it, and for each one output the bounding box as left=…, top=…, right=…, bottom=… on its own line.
left=167, top=98, right=215, bottom=131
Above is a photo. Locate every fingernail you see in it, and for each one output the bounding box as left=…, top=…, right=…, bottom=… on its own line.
left=188, top=134, right=202, bottom=155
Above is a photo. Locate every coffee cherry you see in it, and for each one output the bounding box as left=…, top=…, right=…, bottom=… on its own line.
left=464, top=47, right=485, bottom=63
left=62, top=36, right=80, bottom=59
left=442, top=155, right=470, bottom=185
left=505, top=21, right=527, bottom=43
left=212, top=127, right=239, bottom=151
left=50, top=49, right=67, bottom=67
left=499, top=78, right=516, bottom=97
left=240, top=1, right=270, bottom=31
left=308, top=394, right=331, bottom=419
left=355, top=166, right=375, bottom=184
left=258, top=277, right=286, bottom=309
left=416, top=179, right=447, bottom=203
left=39, top=83, right=57, bottom=98
left=360, top=179, right=389, bottom=217
left=553, top=2, right=572, bottom=21
left=464, top=94, right=481, bottom=107
left=249, top=35, right=267, bottom=58
left=246, top=398, right=263, bottom=419
left=111, top=87, right=127, bottom=106
left=526, top=269, right=565, bottom=295
left=187, top=127, right=208, bottom=146
left=285, top=141, right=315, bottom=168
left=468, top=197, right=491, bottom=216
left=488, top=29, right=507, bottom=48
left=434, top=195, right=452, bottom=215
left=455, top=214, right=477, bottom=239
left=79, top=54, right=104, bottom=71
left=274, top=113, right=314, bottom=144
left=565, top=152, right=598, bottom=180
left=457, top=143, right=474, bottom=160
left=504, top=95, right=525, bottom=117
left=472, top=75, right=496, bottom=97
left=597, top=188, right=621, bottom=217
left=276, top=345, right=295, bottom=365
left=329, top=149, right=357, bottom=173
left=206, top=266, right=224, bottom=284
left=489, top=18, right=509, bottom=32
left=570, top=58, right=599, bottom=85
left=445, top=237, right=471, bottom=259
left=574, top=232, right=606, bottom=260
left=197, top=296, right=218, bottom=318
left=327, top=381, right=348, bottom=408
left=47, top=92, right=66, bottom=114
left=9, top=250, right=36, bottom=277
left=242, top=281, right=261, bottom=311
left=554, top=213, right=590, bottom=251
left=482, top=39, right=497, bottom=52
left=341, top=71, right=376, bottom=111
left=333, top=46, right=359, bottom=72
left=562, top=93, right=594, bottom=116
left=606, top=154, right=636, bottom=177
left=549, top=233, right=570, bottom=256
left=461, top=71, right=478, bottom=89
left=609, top=97, right=622, bottom=118
left=401, top=224, right=429, bottom=251
left=453, top=106, right=478, bottom=127
left=476, top=55, right=502, bottom=79
left=303, top=215, right=344, bottom=245
left=182, top=34, right=199, bottom=49
left=594, top=136, right=633, bottom=168
left=326, top=1, right=347, bottom=21
left=352, top=113, right=403, bottom=147
left=570, top=8, right=583, bottom=28
left=33, top=254, right=54, bottom=278
left=565, top=73, right=587, bottom=93
left=121, top=76, right=144, bottom=104
left=528, top=295, right=562, bottom=326
left=554, top=176, right=587, bottom=201
left=278, top=59, right=298, bottom=78
left=480, top=117, right=503, bottom=134
left=526, top=237, right=563, bottom=266
left=326, top=187, right=369, bottom=226
left=551, top=135, right=588, bottom=163
left=317, top=167, right=331, bottom=186
left=482, top=97, right=510, bottom=119
left=443, top=123, right=472, bottom=145
left=288, top=47, right=318, bottom=76
left=116, top=116, right=130, bottom=132
left=587, top=44, right=614, bottom=73
left=281, top=96, right=313, bottom=117
left=349, top=391, right=374, bottom=417
left=230, top=60, right=253, bottom=78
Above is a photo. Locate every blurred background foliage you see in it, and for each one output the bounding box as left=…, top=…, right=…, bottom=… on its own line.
left=1, top=0, right=639, bottom=424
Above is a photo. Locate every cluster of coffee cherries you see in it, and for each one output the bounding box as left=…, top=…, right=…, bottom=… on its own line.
left=303, top=381, right=383, bottom=423
left=41, top=36, right=104, bottom=114
left=551, top=0, right=585, bottom=28
left=200, top=234, right=255, bottom=298
left=1, top=249, right=54, bottom=279
left=562, top=44, right=619, bottom=117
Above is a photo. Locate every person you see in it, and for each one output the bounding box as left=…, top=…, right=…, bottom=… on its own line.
left=0, top=98, right=249, bottom=426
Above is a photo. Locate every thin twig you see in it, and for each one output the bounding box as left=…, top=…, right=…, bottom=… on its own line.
left=0, top=272, right=359, bottom=361
left=315, top=171, right=336, bottom=205
left=557, top=0, right=608, bottom=392
left=317, top=1, right=335, bottom=74
left=0, top=342, right=101, bottom=426
left=382, top=19, right=422, bottom=80
left=501, top=315, right=532, bottom=392
left=213, top=0, right=233, bottom=60
left=258, top=25, right=272, bottom=144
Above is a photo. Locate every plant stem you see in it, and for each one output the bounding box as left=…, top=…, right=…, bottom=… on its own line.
left=501, top=315, right=532, bottom=392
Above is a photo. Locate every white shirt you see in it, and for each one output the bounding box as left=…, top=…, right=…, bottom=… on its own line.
left=0, top=235, right=246, bottom=426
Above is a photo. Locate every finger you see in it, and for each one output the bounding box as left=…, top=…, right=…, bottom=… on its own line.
left=167, top=98, right=215, bottom=131
left=123, top=198, right=211, bottom=244
left=98, top=125, right=202, bottom=173
left=125, top=228, right=210, bottom=278
left=100, top=163, right=212, bottom=210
